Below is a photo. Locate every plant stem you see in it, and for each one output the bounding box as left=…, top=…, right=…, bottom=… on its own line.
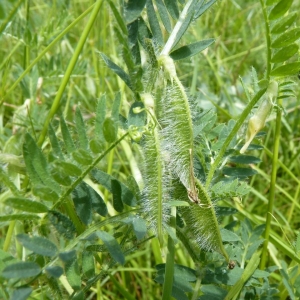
left=162, top=207, right=176, bottom=300
left=206, top=88, right=267, bottom=188
left=37, top=0, right=103, bottom=146
left=259, top=0, right=272, bottom=80
left=260, top=101, right=282, bottom=269
left=160, top=0, right=196, bottom=55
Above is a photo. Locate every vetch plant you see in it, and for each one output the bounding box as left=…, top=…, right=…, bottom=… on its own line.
left=0, top=0, right=300, bottom=299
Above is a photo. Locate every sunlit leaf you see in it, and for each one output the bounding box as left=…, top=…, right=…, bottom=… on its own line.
left=271, top=44, right=298, bottom=63
left=271, top=28, right=300, bottom=48
left=271, top=62, right=300, bottom=77
left=271, top=12, right=297, bottom=35
left=268, top=0, right=293, bottom=20
left=170, top=39, right=215, bottom=60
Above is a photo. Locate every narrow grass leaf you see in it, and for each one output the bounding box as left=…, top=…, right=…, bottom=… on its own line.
left=48, top=124, right=64, bottom=159
left=155, top=0, right=171, bottom=33
left=125, top=0, right=146, bottom=24
left=271, top=44, right=298, bottom=63
left=4, top=197, right=48, bottom=213
left=147, top=0, right=163, bottom=46
left=73, top=182, right=92, bottom=225
left=16, top=234, right=57, bottom=257
left=103, top=117, right=117, bottom=143
left=271, top=28, right=300, bottom=48
left=11, top=287, right=32, bottom=300
left=60, top=117, right=76, bottom=153
left=95, top=95, right=106, bottom=142
left=111, top=179, right=124, bottom=212
left=271, top=12, right=297, bottom=35
left=100, top=53, right=132, bottom=90
left=107, top=0, right=127, bottom=35
left=91, top=169, right=137, bottom=206
left=48, top=210, right=76, bottom=239
left=268, top=0, right=293, bottom=20
left=2, top=262, right=41, bottom=279
left=97, top=231, right=125, bottom=265
left=271, top=62, right=300, bottom=77
left=164, top=0, right=179, bottom=20
left=45, top=266, right=64, bottom=278
left=75, top=107, right=88, bottom=150
left=170, top=39, right=215, bottom=60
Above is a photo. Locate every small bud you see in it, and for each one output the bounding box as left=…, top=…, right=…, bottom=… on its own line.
left=240, top=81, right=278, bottom=153
left=157, top=55, right=176, bottom=82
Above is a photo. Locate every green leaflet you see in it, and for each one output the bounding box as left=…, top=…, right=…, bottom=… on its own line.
left=23, top=133, right=60, bottom=192
left=96, top=231, right=125, bottom=265
left=147, top=0, right=163, bottom=46
left=271, top=62, right=300, bottom=77
left=2, top=262, right=41, bottom=279
left=271, top=44, right=298, bottom=63
left=271, top=12, right=297, bottom=35
left=170, top=39, right=215, bottom=60
left=155, top=0, right=171, bottom=33
left=16, top=234, right=57, bottom=257
left=124, top=0, right=146, bottom=24
left=4, top=197, right=48, bottom=213
left=268, top=0, right=293, bottom=21
left=90, top=169, right=137, bottom=207
left=75, top=107, right=88, bottom=150
left=100, top=53, right=132, bottom=90
left=271, top=28, right=300, bottom=48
